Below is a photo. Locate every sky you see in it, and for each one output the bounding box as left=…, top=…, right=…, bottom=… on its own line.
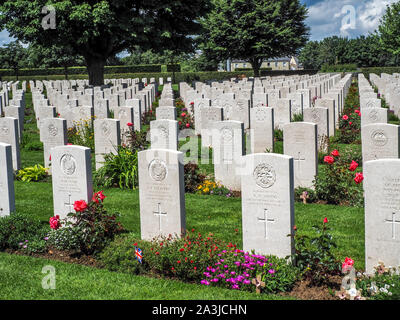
left=0, top=0, right=398, bottom=46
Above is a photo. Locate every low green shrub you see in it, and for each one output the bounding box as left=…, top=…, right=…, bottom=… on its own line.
left=49, top=191, right=124, bottom=255
left=184, top=162, right=206, bottom=193
left=291, top=217, right=342, bottom=285
left=0, top=214, right=48, bottom=252
left=101, top=230, right=299, bottom=294
left=16, top=164, right=49, bottom=182
left=94, top=147, right=139, bottom=189
left=315, top=149, right=364, bottom=207
left=67, top=118, right=95, bottom=151
left=357, top=263, right=400, bottom=300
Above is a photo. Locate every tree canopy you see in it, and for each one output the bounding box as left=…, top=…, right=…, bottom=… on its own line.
left=200, top=0, right=309, bottom=76
left=378, top=1, right=400, bottom=57
left=299, top=35, right=399, bottom=70
left=0, top=0, right=210, bottom=85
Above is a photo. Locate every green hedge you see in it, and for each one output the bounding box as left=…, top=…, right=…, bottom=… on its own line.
left=166, top=64, right=181, bottom=72
left=320, top=64, right=358, bottom=73
left=0, top=64, right=163, bottom=77
left=2, top=70, right=319, bottom=84
left=235, top=67, right=273, bottom=72
left=361, top=67, right=400, bottom=79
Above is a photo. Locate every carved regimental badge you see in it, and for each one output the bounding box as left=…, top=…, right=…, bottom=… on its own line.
left=48, top=124, right=58, bottom=137
left=149, top=159, right=168, bottom=182
left=371, top=130, right=388, bottom=147
left=253, top=163, right=276, bottom=189
left=60, top=154, right=77, bottom=176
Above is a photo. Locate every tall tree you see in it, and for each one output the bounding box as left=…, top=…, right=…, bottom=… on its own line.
left=378, top=1, right=400, bottom=62
left=0, top=41, right=28, bottom=79
left=200, top=0, right=309, bottom=76
left=0, top=1, right=210, bottom=85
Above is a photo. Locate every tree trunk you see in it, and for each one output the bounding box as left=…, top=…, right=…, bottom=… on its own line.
left=86, top=57, right=105, bottom=86
left=64, top=66, right=69, bottom=80
left=251, top=58, right=262, bottom=77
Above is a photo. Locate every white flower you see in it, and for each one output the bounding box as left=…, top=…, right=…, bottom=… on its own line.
left=348, top=288, right=358, bottom=297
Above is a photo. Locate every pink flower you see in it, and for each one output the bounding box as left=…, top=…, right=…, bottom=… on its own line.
left=49, top=215, right=61, bottom=230
left=343, top=115, right=349, bottom=121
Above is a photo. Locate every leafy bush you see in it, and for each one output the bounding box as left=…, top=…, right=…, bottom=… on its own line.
left=357, top=263, right=400, bottom=300
left=176, top=99, right=195, bottom=130
left=22, top=140, right=43, bottom=151
left=292, top=113, right=304, bottom=122
left=184, top=162, right=206, bottom=193
left=336, top=82, right=361, bottom=144
left=47, top=227, right=81, bottom=252
left=16, top=164, right=49, bottom=182
left=101, top=230, right=298, bottom=294
left=122, top=127, right=149, bottom=151
left=291, top=218, right=342, bottom=285
left=95, top=147, right=139, bottom=189
left=0, top=213, right=48, bottom=252
left=197, top=180, right=235, bottom=197
left=315, top=149, right=364, bottom=207
left=50, top=191, right=124, bottom=255
left=261, top=256, right=299, bottom=293
left=67, top=118, right=95, bottom=151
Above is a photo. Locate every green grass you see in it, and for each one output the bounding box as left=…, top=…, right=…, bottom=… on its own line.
left=0, top=253, right=289, bottom=300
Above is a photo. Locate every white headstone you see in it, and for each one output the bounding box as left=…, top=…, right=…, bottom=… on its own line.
left=138, top=149, right=186, bottom=240
left=241, top=153, right=295, bottom=258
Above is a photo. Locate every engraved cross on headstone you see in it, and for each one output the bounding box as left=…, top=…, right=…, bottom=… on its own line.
left=153, top=203, right=167, bottom=232
left=64, top=194, right=74, bottom=213
left=385, top=212, right=400, bottom=240
left=258, top=209, right=275, bottom=239
left=294, top=152, right=306, bottom=169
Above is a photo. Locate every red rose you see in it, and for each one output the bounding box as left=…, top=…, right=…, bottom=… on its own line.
left=349, top=121, right=352, bottom=125
left=181, top=112, right=186, bottom=117
left=323, top=217, right=328, bottom=224
left=186, top=123, right=190, bottom=128
left=49, top=155, right=51, bottom=161
left=354, top=172, right=364, bottom=184
left=324, top=156, right=335, bottom=164
left=73, top=200, right=88, bottom=212
left=178, top=121, right=182, bottom=125
left=349, top=161, right=359, bottom=172
left=49, top=215, right=61, bottom=230
left=127, top=122, right=133, bottom=127
left=93, top=191, right=106, bottom=203
left=342, top=115, right=349, bottom=121
left=331, top=149, right=340, bottom=157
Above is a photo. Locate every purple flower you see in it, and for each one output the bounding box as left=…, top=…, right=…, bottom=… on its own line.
left=18, top=242, right=23, bottom=246
left=243, top=280, right=251, bottom=285
left=44, top=237, right=49, bottom=241
left=232, top=284, right=239, bottom=290
left=23, top=245, right=27, bottom=249
left=268, top=269, right=275, bottom=274
left=201, top=280, right=210, bottom=285
left=25, top=240, right=28, bottom=243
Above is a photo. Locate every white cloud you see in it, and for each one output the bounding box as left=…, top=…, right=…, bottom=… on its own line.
left=307, top=0, right=398, bottom=40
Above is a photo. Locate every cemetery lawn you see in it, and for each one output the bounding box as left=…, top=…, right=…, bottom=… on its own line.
left=0, top=252, right=289, bottom=300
